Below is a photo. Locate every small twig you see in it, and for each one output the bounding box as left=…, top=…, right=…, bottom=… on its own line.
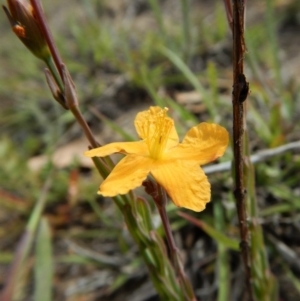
left=231, top=0, right=254, bottom=300
left=203, top=140, right=300, bottom=174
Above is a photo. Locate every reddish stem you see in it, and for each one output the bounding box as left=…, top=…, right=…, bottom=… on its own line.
left=231, top=0, right=254, bottom=300
left=223, top=0, right=233, bottom=31
left=30, top=0, right=64, bottom=79
left=156, top=185, right=197, bottom=301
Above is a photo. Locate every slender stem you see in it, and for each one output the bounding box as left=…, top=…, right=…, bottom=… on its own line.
left=45, top=56, right=64, bottom=93
left=30, top=0, right=64, bottom=79
left=232, top=0, right=253, bottom=300
left=70, top=105, right=99, bottom=148
left=156, top=185, right=196, bottom=301
left=30, top=2, right=118, bottom=184
left=66, top=95, right=116, bottom=178
left=62, top=73, right=119, bottom=184
left=223, top=0, right=233, bottom=31
left=71, top=106, right=116, bottom=173
left=30, top=2, right=117, bottom=182
left=157, top=186, right=177, bottom=257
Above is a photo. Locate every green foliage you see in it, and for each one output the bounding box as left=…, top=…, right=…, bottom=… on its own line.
left=1, top=0, right=300, bottom=300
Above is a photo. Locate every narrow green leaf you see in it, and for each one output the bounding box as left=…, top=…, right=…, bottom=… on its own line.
left=159, top=46, right=216, bottom=119
left=147, top=0, right=166, bottom=40
left=260, top=204, right=296, bottom=216
left=179, top=0, right=191, bottom=59
left=0, top=177, right=51, bottom=301
left=165, top=98, right=198, bottom=124
left=214, top=201, right=230, bottom=301
left=178, top=212, right=239, bottom=251
left=34, top=218, right=53, bottom=301
left=285, top=266, right=300, bottom=293
left=248, top=103, right=272, bottom=143
left=135, top=197, right=154, bottom=233
left=94, top=111, right=135, bottom=142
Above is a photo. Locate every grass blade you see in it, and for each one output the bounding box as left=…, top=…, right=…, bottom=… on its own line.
left=34, top=217, right=53, bottom=301
left=0, top=176, right=52, bottom=301
left=159, top=46, right=216, bottom=119
left=214, top=201, right=230, bottom=301
left=178, top=211, right=239, bottom=251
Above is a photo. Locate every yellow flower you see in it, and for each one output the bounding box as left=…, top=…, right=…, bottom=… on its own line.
left=85, top=106, right=229, bottom=212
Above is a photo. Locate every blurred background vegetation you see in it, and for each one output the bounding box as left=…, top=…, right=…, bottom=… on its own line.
left=0, top=0, right=300, bottom=300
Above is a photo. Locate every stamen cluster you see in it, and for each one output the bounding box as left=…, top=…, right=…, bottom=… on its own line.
left=143, top=108, right=173, bottom=160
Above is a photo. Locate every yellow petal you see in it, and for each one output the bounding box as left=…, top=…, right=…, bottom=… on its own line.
left=134, top=106, right=179, bottom=150
left=150, top=161, right=210, bottom=212
left=167, top=123, right=229, bottom=164
left=84, top=141, right=148, bottom=157
left=99, top=155, right=153, bottom=196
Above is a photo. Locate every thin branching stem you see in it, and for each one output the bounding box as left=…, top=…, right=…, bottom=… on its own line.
left=231, top=0, right=254, bottom=300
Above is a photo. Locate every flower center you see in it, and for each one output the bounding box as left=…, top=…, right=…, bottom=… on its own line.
left=144, top=107, right=173, bottom=160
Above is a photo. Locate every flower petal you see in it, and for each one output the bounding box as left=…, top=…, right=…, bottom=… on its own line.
left=151, top=161, right=210, bottom=212
left=134, top=106, right=179, bottom=149
left=99, top=155, right=153, bottom=196
left=167, top=123, right=229, bottom=165
left=84, top=141, right=148, bottom=157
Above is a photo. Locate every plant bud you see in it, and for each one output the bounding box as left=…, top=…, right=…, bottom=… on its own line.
left=3, top=0, right=50, bottom=60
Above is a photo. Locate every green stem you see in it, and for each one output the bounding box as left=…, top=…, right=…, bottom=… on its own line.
left=45, top=56, right=64, bottom=93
